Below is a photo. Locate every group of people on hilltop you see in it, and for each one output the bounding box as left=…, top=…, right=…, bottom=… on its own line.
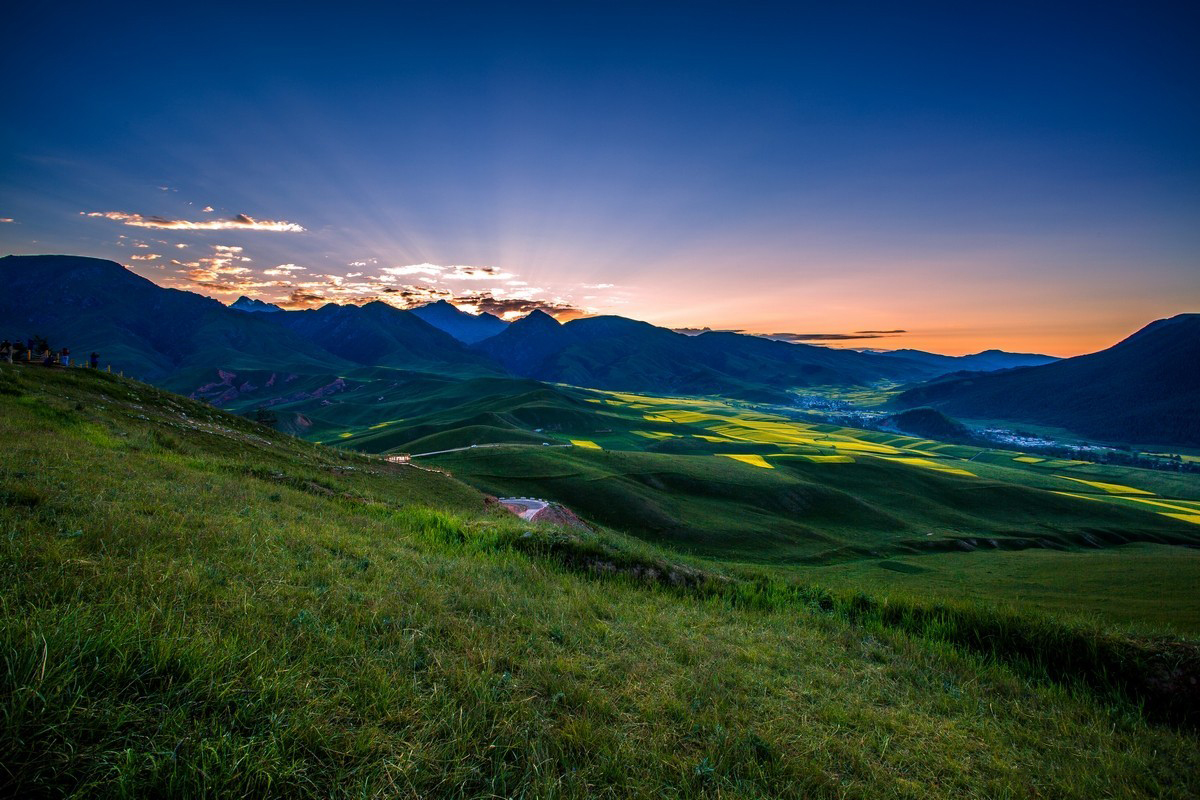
left=1, top=338, right=99, bottom=369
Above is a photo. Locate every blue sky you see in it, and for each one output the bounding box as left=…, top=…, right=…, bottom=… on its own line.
left=2, top=1, right=1197, bottom=354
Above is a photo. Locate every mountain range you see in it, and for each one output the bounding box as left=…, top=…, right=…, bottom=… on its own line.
left=873, top=348, right=1058, bottom=372
left=7, top=254, right=1194, bottom=445
left=892, top=313, right=1200, bottom=446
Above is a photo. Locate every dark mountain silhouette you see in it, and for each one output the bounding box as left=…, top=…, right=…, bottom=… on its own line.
left=475, top=312, right=937, bottom=400
left=892, top=314, right=1200, bottom=445
left=875, top=348, right=1058, bottom=372
left=0, top=256, right=491, bottom=388
left=410, top=299, right=508, bottom=344
left=0, top=255, right=341, bottom=383
left=271, top=301, right=496, bottom=371
left=230, top=295, right=283, bottom=313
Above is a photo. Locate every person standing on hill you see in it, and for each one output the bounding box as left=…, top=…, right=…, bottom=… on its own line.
left=1, top=339, right=11, bottom=364
left=60, top=347, right=70, bottom=367
left=89, top=352, right=99, bottom=369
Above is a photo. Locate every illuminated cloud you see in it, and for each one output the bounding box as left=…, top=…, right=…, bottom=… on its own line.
left=83, top=211, right=305, bottom=232
left=133, top=242, right=150, bottom=248
left=129, top=253, right=161, bottom=261
left=166, top=244, right=269, bottom=294
left=0, top=218, right=14, bottom=223
left=202, top=206, right=214, bottom=212
left=378, top=263, right=516, bottom=281
left=263, top=263, right=306, bottom=276
left=381, top=263, right=444, bottom=277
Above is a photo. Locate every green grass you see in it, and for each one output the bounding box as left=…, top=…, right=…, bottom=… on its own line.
left=3, top=365, right=1199, bottom=797
left=799, top=543, right=1200, bottom=634
left=432, top=445, right=1200, bottom=564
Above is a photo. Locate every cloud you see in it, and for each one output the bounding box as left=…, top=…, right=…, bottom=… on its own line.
left=449, top=293, right=583, bottom=320
left=202, top=206, right=214, bottom=212
left=286, top=289, right=327, bottom=305
left=83, top=211, right=305, bottom=232
left=381, top=263, right=444, bottom=277
left=378, top=263, right=516, bottom=282
left=0, top=218, right=14, bottom=223
left=167, top=244, right=269, bottom=293
left=442, top=265, right=515, bottom=281
left=761, top=331, right=907, bottom=342
left=262, top=263, right=306, bottom=276
left=129, top=253, right=161, bottom=261
left=672, top=326, right=744, bottom=335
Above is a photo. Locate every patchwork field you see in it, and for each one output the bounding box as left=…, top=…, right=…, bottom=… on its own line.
left=408, top=387, right=1200, bottom=631
left=213, top=375, right=1200, bottom=633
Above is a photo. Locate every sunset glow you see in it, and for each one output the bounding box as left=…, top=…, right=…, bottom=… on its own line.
left=2, top=4, right=1195, bottom=357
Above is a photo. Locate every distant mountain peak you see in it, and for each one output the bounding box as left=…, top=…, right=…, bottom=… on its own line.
left=518, top=309, right=561, bottom=326
left=229, top=295, right=282, bottom=313
left=409, top=298, right=509, bottom=344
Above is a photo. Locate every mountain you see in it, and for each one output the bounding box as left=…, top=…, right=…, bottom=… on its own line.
left=892, top=314, right=1200, bottom=445
left=0, top=255, right=342, bottom=383
left=476, top=312, right=937, bottom=400
left=875, top=348, right=1058, bottom=373
left=229, top=295, right=283, bottom=313
left=270, top=300, right=497, bottom=372
left=410, top=299, right=508, bottom=344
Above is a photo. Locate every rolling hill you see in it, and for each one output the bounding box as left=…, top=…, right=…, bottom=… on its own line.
left=2, top=363, right=1198, bottom=796
left=893, top=313, right=1200, bottom=446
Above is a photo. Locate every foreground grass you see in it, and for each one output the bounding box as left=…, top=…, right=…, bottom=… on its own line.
left=2, top=366, right=1198, bottom=798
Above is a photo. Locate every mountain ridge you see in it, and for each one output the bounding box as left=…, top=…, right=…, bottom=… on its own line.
left=892, top=313, right=1200, bottom=445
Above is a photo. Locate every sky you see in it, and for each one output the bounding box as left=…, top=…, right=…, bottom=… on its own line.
left=1, top=1, right=1197, bottom=356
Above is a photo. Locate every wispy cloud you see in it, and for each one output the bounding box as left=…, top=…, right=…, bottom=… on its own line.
left=129, top=253, right=161, bottom=261
left=672, top=327, right=908, bottom=343
left=0, top=218, right=14, bottom=223
left=83, top=211, right=305, bottom=232
left=761, top=330, right=907, bottom=342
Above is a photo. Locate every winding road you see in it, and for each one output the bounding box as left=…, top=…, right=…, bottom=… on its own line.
left=409, top=442, right=572, bottom=458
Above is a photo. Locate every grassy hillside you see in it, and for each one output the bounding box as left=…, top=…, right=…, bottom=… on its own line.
left=3, top=365, right=1199, bottom=797
left=392, top=387, right=1200, bottom=629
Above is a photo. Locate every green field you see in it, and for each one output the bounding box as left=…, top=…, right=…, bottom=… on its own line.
left=3, top=364, right=1200, bottom=797
left=262, top=378, right=1200, bottom=632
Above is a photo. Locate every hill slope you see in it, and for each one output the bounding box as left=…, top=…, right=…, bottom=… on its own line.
left=893, top=314, right=1200, bottom=445
left=2, top=364, right=1198, bottom=796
